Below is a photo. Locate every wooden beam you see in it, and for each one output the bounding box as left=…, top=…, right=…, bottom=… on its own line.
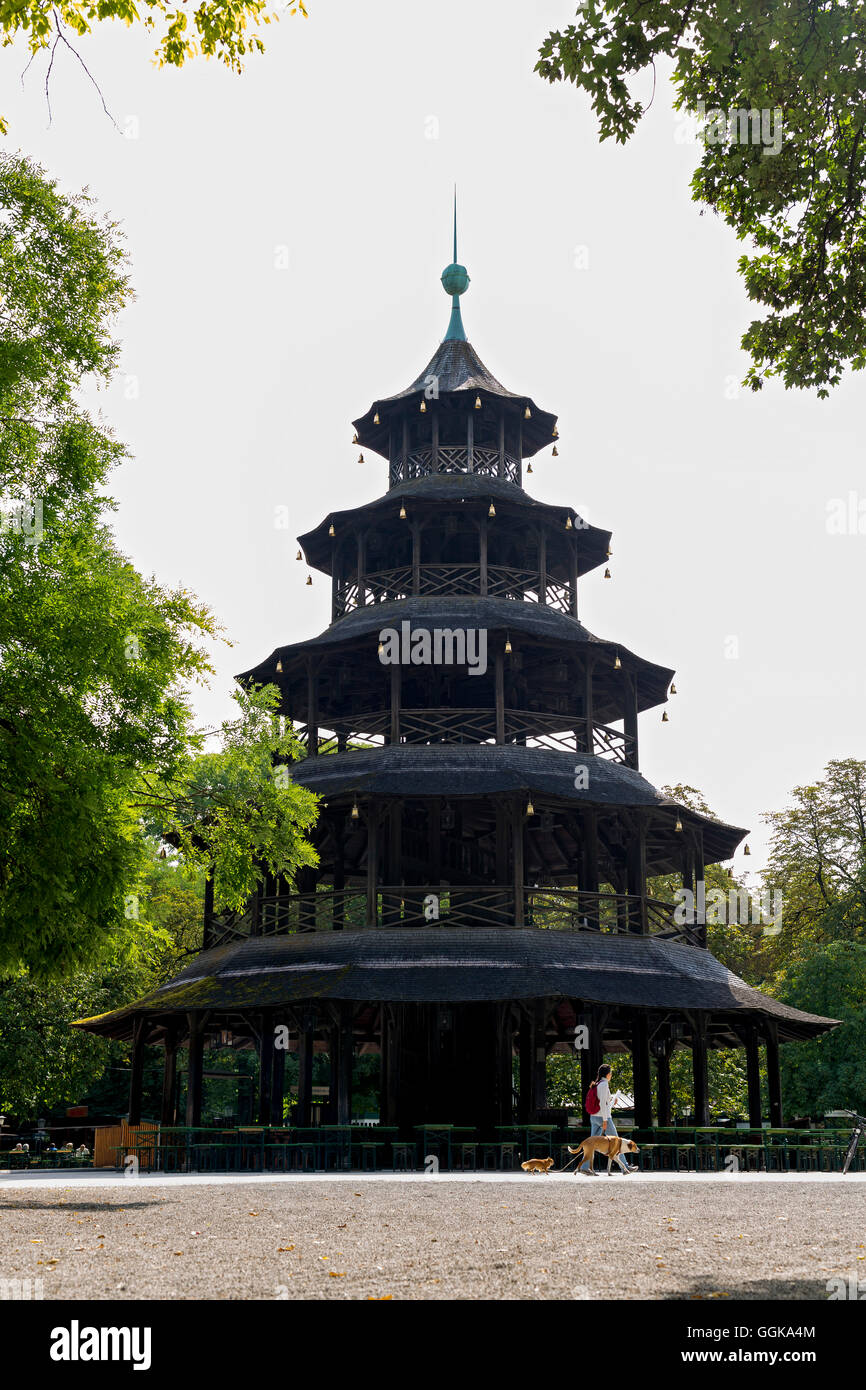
left=631, top=1013, right=653, bottom=1127
left=185, top=1012, right=207, bottom=1128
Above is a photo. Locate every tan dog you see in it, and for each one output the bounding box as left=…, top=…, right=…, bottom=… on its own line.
left=521, top=1156, right=555, bottom=1174
left=567, top=1136, right=639, bottom=1174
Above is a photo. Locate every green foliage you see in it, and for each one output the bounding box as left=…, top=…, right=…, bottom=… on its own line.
left=0, top=0, right=309, bottom=134
left=537, top=2, right=866, bottom=395
left=776, top=942, right=866, bottom=1115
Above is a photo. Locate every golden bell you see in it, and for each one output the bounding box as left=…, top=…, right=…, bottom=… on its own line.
left=328, top=524, right=335, bottom=537
left=488, top=502, right=496, bottom=517
left=504, top=636, right=512, bottom=655
left=614, top=654, right=621, bottom=670
left=743, top=844, right=751, bottom=856
left=377, top=640, right=384, bottom=656
left=373, top=411, right=380, bottom=425
left=526, top=462, right=533, bottom=474
left=399, top=503, right=407, bottom=520
left=674, top=817, right=683, bottom=833
left=670, top=683, right=677, bottom=695
left=358, top=453, right=364, bottom=465
left=352, top=432, right=359, bottom=445
left=604, top=567, right=611, bottom=579
left=552, top=445, right=558, bottom=457
left=306, top=575, right=313, bottom=586
left=606, top=546, right=612, bottom=558
left=524, top=406, right=531, bottom=419
left=566, top=517, right=573, bottom=530
left=662, top=710, right=668, bottom=722
left=351, top=800, right=359, bottom=820
left=296, top=550, right=302, bottom=561
left=552, top=426, right=559, bottom=439
left=275, top=659, right=283, bottom=674
left=475, top=395, right=482, bottom=409
left=420, top=400, right=426, bottom=413
left=525, top=799, right=535, bottom=816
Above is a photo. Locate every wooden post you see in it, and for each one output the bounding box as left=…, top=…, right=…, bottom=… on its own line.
left=766, top=1022, right=783, bottom=1127
left=366, top=801, right=379, bottom=926
left=531, top=999, right=547, bottom=1120
left=569, top=534, right=578, bottom=617
left=498, top=414, right=505, bottom=479
left=402, top=414, right=409, bottom=480
left=627, top=814, right=648, bottom=934
left=297, top=1010, right=315, bottom=1127
left=746, top=1023, right=762, bottom=1128
left=306, top=657, right=319, bottom=758
left=357, top=529, right=367, bottom=606
left=128, top=1018, right=146, bottom=1126
left=337, top=1002, right=353, bottom=1126
left=624, top=671, right=639, bottom=770
left=495, top=648, right=505, bottom=744
left=432, top=409, right=439, bottom=472
left=161, top=1024, right=178, bottom=1126
left=656, top=1040, right=672, bottom=1127
left=390, top=663, right=401, bottom=745
left=692, top=1017, right=709, bottom=1126
left=185, top=1012, right=206, bottom=1128
left=479, top=517, right=488, bottom=596
left=583, top=654, right=594, bottom=755
left=632, top=1013, right=653, bottom=1127
left=518, top=1012, right=531, bottom=1123
left=411, top=522, right=421, bottom=595
left=512, top=795, right=525, bottom=926
left=467, top=410, right=474, bottom=471
left=257, top=1011, right=274, bottom=1125
left=538, top=528, right=547, bottom=605
left=271, top=1022, right=286, bottom=1125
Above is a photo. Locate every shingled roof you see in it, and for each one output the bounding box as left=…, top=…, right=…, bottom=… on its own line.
left=73, top=929, right=838, bottom=1043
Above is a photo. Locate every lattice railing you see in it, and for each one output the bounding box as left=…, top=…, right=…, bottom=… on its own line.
left=334, top=563, right=574, bottom=616
left=389, top=447, right=521, bottom=486
left=203, top=886, right=694, bottom=945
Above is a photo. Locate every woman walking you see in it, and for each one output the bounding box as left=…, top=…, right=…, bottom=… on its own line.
left=579, top=1063, right=635, bottom=1175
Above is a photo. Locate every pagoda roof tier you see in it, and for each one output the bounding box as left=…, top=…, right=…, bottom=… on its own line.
left=352, top=338, right=558, bottom=460
left=298, top=473, right=610, bottom=578
left=237, top=596, right=675, bottom=715
left=72, top=930, right=837, bottom=1043
left=286, top=745, right=744, bottom=863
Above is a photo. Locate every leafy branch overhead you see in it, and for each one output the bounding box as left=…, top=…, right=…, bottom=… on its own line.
left=537, top=1, right=866, bottom=396
left=0, top=0, right=308, bottom=132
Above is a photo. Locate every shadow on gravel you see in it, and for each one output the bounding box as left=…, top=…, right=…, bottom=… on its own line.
left=0, top=1199, right=158, bottom=1212
left=665, top=1276, right=831, bottom=1301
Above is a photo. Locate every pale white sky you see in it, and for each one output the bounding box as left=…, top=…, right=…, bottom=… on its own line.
left=2, top=0, right=864, bottom=876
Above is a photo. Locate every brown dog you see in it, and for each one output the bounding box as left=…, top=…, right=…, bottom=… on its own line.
left=567, top=1136, right=639, bottom=1175
left=521, top=1156, right=555, bottom=1173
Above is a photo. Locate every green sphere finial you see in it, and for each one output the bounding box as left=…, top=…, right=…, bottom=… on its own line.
left=441, top=262, right=470, bottom=297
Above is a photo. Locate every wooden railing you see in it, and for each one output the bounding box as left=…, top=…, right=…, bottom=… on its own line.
left=389, top=445, right=521, bottom=486
left=203, top=887, right=698, bottom=948
left=334, top=563, right=573, bottom=617
left=294, top=709, right=636, bottom=763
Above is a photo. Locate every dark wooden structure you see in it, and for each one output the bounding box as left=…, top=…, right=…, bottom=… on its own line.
left=76, top=248, right=837, bottom=1140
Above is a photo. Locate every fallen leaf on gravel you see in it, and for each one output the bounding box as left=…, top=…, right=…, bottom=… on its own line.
left=277, top=1246, right=295, bottom=1252
left=329, top=1271, right=346, bottom=1278
left=30, top=1240, right=43, bottom=1244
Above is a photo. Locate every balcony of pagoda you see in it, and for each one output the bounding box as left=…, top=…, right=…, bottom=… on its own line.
left=203, top=885, right=701, bottom=950
left=334, top=563, right=573, bottom=619
left=293, top=709, right=637, bottom=765
left=389, top=444, right=522, bottom=488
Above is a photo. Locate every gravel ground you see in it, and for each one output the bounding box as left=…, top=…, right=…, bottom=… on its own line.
left=2, top=1174, right=864, bottom=1300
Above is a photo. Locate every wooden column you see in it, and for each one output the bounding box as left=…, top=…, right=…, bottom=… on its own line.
left=531, top=999, right=547, bottom=1121
left=161, top=1024, right=179, bottom=1126
left=656, top=1040, right=673, bottom=1127
left=516, top=417, right=523, bottom=486
left=512, top=795, right=525, bottom=926
left=271, top=1023, right=286, bottom=1125
left=306, top=657, right=319, bottom=758
left=518, top=1012, right=532, bottom=1123
left=467, top=410, right=474, bottom=471
left=432, top=409, right=439, bottom=471
left=127, top=1018, right=146, bottom=1126
left=766, top=1022, right=783, bottom=1127
left=337, top=1002, right=354, bottom=1126
left=746, top=1023, right=762, bottom=1128
left=632, top=1013, right=653, bottom=1127
left=479, top=517, right=488, bottom=596
left=430, top=799, right=441, bottom=886
left=494, top=648, right=505, bottom=743
left=624, top=671, right=639, bottom=770
left=498, top=414, right=505, bottom=478
left=357, top=528, right=367, bottom=606
left=692, top=1017, right=709, bottom=1126
left=538, top=529, right=547, bottom=605
left=389, top=663, right=401, bottom=745
left=185, top=1012, right=207, bottom=1128
left=583, top=654, right=594, bottom=755
left=297, top=1009, right=315, bottom=1127
left=569, top=534, right=579, bottom=617
left=366, top=801, right=379, bottom=926
left=627, top=813, right=648, bottom=934
left=257, top=1011, right=275, bottom=1125
left=411, top=522, right=421, bottom=595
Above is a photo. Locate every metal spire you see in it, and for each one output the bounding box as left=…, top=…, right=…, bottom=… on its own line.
left=441, top=186, right=470, bottom=342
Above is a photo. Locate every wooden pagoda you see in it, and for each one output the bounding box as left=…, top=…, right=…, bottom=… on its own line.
left=76, top=236, right=836, bottom=1143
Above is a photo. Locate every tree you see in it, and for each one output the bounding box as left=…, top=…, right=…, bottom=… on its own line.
left=0, top=0, right=307, bottom=133
left=537, top=1, right=866, bottom=396
left=0, top=155, right=320, bottom=977
left=776, top=941, right=866, bottom=1115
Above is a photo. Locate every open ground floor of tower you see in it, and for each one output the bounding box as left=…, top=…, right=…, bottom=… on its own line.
left=2, top=1173, right=864, bottom=1300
